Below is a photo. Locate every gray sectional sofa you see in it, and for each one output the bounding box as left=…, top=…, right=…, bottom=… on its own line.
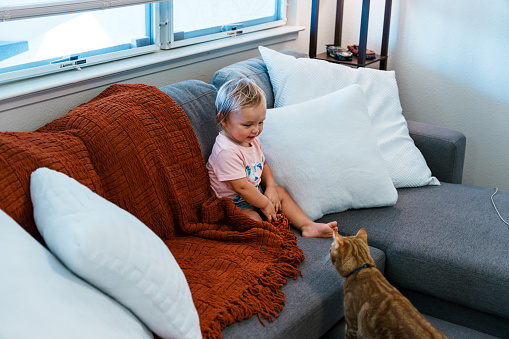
left=161, top=50, right=508, bottom=338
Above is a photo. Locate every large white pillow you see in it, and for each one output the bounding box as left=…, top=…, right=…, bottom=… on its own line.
left=259, top=46, right=439, bottom=188
left=30, top=168, right=201, bottom=339
left=0, top=208, right=153, bottom=339
left=259, top=84, right=398, bottom=221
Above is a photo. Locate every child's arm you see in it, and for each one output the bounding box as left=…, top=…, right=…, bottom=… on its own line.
left=261, top=162, right=281, bottom=212
left=228, top=178, right=278, bottom=222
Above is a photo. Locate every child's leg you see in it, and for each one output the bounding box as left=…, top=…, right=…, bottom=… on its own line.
left=242, top=208, right=263, bottom=222
left=276, top=186, right=337, bottom=238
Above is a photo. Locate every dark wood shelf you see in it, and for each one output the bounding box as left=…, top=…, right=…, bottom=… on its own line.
left=315, top=52, right=387, bottom=68
left=310, top=0, right=392, bottom=71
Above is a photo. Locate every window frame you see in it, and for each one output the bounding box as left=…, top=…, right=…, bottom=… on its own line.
left=0, top=0, right=167, bottom=21
left=158, top=0, right=287, bottom=50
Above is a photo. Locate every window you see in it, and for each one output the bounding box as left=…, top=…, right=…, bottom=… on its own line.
left=0, top=1, right=157, bottom=83
left=159, top=0, right=285, bottom=49
left=0, top=0, right=286, bottom=84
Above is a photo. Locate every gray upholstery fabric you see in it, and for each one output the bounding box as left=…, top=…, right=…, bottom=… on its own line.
left=321, top=316, right=499, bottom=339
left=425, top=316, right=499, bottom=339
left=210, top=50, right=308, bottom=109
left=159, top=80, right=219, bottom=162
left=407, top=120, right=466, bottom=184
left=222, top=234, right=386, bottom=339
left=317, top=182, right=509, bottom=334
left=400, top=287, right=509, bottom=338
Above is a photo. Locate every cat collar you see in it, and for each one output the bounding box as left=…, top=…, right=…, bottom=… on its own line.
left=345, top=264, right=374, bottom=279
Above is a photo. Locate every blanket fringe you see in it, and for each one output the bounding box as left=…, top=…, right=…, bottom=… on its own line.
left=206, top=262, right=297, bottom=335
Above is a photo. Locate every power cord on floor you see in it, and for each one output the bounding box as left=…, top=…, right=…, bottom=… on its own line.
left=491, top=188, right=509, bottom=226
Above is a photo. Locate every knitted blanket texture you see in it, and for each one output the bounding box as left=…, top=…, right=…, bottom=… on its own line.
left=0, top=84, right=304, bottom=338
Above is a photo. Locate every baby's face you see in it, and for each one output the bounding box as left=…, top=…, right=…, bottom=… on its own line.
left=221, top=104, right=266, bottom=147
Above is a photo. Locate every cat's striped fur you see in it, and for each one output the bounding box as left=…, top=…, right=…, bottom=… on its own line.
left=330, top=228, right=447, bottom=339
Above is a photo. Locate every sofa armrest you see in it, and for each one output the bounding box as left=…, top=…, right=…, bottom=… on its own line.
left=407, top=120, right=466, bottom=184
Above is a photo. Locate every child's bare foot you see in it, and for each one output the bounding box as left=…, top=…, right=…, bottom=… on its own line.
left=301, top=221, right=338, bottom=238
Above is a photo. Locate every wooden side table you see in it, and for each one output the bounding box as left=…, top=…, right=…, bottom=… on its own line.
left=309, top=0, right=392, bottom=70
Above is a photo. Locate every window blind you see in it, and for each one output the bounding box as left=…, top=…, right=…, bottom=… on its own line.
left=0, top=0, right=166, bottom=21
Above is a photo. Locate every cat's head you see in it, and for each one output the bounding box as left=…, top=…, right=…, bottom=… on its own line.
left=330, top=228, right=376, bottom=277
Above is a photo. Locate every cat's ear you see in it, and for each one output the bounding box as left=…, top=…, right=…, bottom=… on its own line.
left=334, top=230, right=344, bottom=245
left=356, top=228, right=368, bottom=243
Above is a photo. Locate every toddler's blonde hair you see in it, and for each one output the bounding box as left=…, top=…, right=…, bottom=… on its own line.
left=215, top=78, right=266, bottom=124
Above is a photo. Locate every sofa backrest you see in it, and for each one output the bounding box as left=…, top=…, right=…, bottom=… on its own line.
left=159, top=80, right=219, bottom=162
left=210, top=50, right=308, bottom=110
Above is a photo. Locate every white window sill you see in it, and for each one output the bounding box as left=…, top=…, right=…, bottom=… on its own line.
left=0, top=25, right=303, bottom=113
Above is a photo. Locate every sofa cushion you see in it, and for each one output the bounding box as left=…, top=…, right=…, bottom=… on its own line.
left=260, top=85, right=397, bottom=221
left=0, top=209, right=153, bottom=339
left=210, top=50, right=308, bottom=109
left=317, top=182, right=509, bottom=322
left=221, top=234, right=386, bottom=339
left=159, top=80, right=219, bottom=162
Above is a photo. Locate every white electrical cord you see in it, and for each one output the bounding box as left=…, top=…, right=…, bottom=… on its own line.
left=491, top=188, right=509, bottom=226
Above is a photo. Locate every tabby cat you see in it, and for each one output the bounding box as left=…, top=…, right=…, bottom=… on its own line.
left=330, top=228, right=447, bottom=339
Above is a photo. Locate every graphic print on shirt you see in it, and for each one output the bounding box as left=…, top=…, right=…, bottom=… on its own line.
left=246, top=156, right=264, bottom=184
left=233, top=157, right=264, bottom=204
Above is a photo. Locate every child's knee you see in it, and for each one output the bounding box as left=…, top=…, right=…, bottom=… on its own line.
left=244, top=208, right=263, bottom=221
left=276, top=186, right=289, bottom=198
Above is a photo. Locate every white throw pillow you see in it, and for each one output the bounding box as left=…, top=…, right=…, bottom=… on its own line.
left=0, top=209, right=153, bottom=339
left=259, top=46, right=439, bottom=188
left=259, top=85, right=398, bottom=221
left=30, top=168, right=201, bottom=339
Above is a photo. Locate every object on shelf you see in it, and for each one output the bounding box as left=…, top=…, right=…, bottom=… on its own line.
left=326, top=44, right=353, bottom=61
left=347, top=45, right=376, bottom=59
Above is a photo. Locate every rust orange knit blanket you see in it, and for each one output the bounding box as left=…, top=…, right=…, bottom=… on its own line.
left=0, top=84, right=304, bottom=338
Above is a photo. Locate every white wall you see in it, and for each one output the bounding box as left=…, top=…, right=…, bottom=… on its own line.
left=2, top=0, right=509, bottom=190
left=391, top=0, right=509, bottom=190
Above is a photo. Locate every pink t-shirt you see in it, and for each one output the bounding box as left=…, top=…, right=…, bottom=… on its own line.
left=207, top=133, right=264, bottom=203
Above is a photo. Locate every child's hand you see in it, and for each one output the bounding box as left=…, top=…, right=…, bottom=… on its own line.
left=264, top=186, right=281, bottom=212
left=261, top=200, right=278, bottom=223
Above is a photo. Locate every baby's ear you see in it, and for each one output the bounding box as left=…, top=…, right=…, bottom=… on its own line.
left=356, top=228, right=368, bottom=243
left=218, top=114, right=225, bottom=126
